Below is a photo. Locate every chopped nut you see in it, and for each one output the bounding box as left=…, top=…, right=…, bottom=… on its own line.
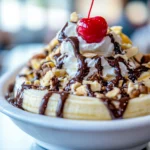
left=120, top=33, right=132, bottom=45
left=52, top=68, right=66, bottom=77
left=121, top=43, right=132, bottom=50
left=83, top=80, right=101, bottom=92
left=130, top=89, right=140, bottom=98
left=46, top=61, right=55, bottom=68
left=139, top=84, right=148, bottom=94
left=60, top=77, right=69, bottom=88
left=143, top=62, right=150, bottom=68
left=82, top=53, right=97, bottom=58
left=31, top=53, right=46, bottom=60
left=95, top=93, right=104, bottom=98
left=34, top=80, right=40, bottom=86
left=42, top=61, right=55, bottom=69
left=50, top=47, right=60, bottom=62
left=70, top=12, right=79, bottom=23
left=138, top=72, right=150, bottom=82
left=71, top=82, right=81, bottom=93
left=102, top=86, right=106, bottom=90
left=125, top=47, right=138, bottom=58
left=25, top=81, right=31, bottom=85
left=40, top=70, right=54, bottom=86
left=76, top=85, right=87, bottom=96
left=119, top=80, right=123, bottom=87
left=46, top=56, right=51, bottom=61
left=127, top=81, right=135, bottom=95
left=142, top=54, right=150, bottom=63
left=28, top=74, right=34, bottom=80
left=107, top=28, right=111, bottom=34
left=137, top=72, right=150, bottom=88
left=106, top=87, right=120, bottom=98
left=49, top=38, right=59, bottom=50
left=134, top=52, right=143, bottom=63
left=110, top=26, right=123, bottom=34
left=42, top=68, right=50, bottom=76
left=30, top=59, right=41, bottom=70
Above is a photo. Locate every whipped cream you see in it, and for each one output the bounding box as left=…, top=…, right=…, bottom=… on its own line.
left=60, top=40, right=78, bottom=78
left=57, top=21, right=122, bottom=57
left=60, top=39, right=128, bottom=79
left=85, top=58, right=98, bottom=79
left=64, top=22, right=77, bottom=37
left=57, top=20, right=128, bottom=79
left=101, top=57, right=116, bottom=77
left=78, top=36, right=114, bottom=57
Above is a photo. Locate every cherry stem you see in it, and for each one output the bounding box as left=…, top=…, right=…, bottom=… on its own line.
left=88, top=0, right=94, bottom=18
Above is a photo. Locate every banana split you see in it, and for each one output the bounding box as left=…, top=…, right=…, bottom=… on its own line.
left=6, top=12, right=150, bottom=120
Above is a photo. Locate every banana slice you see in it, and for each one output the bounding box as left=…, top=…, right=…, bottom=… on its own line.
left=21, top=89, right=150, bottom=120
left=23, top=89, right=111, bottom=120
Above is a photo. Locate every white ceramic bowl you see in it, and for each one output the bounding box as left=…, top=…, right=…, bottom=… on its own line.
left=1, top=67, right=150, bottom=150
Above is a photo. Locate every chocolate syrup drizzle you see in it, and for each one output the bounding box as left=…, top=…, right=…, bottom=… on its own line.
left=18, top=74, right=28, bottom=78
left=86, top=84, right=94, bottom=97
left=128, top=66, right=149, bottom=82
left=39, top=91, right=69, bottom=117
left=5, top=83, right=16, bottom=106
left=108, top=34, right=122, bottom=54
left=65, top=37, right=89, bottom=91
left=39, top=92, right=52, bottom=115
left=102, top=97, right=129, bottom=119
left=16, top=84, right=32, bottom=108
left=95, top=57, right=103, bottom=76
left=51, top=77, right=60, bottom=91
left=58, top=22, right=68, bottom=42
left=54, top=53, right=67, bottom=69
left=56, top=92, right=69, bottom=117
left=6, top=83, right=69, bottom=118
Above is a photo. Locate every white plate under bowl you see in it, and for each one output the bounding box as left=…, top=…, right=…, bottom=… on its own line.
left=0, top=67, right=150, bottom=150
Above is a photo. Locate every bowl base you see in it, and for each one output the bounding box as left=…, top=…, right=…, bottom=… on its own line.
left=36, top=140, right=148, bottom=150
left=36, top=140, right=71, bottom=150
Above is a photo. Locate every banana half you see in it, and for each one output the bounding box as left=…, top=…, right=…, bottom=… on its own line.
left=20, top=88, right=150, bottom=120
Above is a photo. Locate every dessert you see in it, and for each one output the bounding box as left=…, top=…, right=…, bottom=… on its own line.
left=5, top=9, right=150, bottom=120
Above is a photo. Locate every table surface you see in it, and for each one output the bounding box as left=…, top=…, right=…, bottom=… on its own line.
left=0, top=112, right=46, bottom=150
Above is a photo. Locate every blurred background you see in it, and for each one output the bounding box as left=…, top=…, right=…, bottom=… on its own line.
left=0, top=0, right=150, bottom=76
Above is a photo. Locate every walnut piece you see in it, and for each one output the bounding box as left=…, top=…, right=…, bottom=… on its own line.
left=71, top=82, right=81, bottom=93
left=83, top=80, right=101, bottom=92
left=70, top=12, right=79, bottom=23
left=106, top=87, right=120, bottom=98
left=110, top=26, right=123, bottom=34
left=40, top=70, right=54, bottom=86
left=76, top=85, right=87, bottom=96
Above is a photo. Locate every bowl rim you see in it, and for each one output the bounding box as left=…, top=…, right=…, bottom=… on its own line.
left=1, top=66, right=150, bottom=131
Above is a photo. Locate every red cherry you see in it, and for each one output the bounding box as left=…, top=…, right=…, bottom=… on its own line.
left=77, top=16, right=108, bottom=43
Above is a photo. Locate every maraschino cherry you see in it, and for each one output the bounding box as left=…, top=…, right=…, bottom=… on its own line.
left=77, top=0, right=108, bottom=43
